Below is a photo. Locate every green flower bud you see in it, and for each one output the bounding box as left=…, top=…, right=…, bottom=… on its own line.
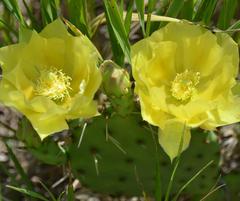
left=100, top=60, right=131, bottom=98
left=100, top=60, right=134, bottom=116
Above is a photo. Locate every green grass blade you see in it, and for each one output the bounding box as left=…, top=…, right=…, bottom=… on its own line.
left=106, top=18, right=125, bottom=66
left=160, top=0, right=185, bottom=28
left=4, top=141, right=33, bottom=190
left=180, top=0, right=194, bottom=20
left=40, top=0, right=58, bottom=25
left=57, top=191, right=65, bottom=201
left=218, top=0, right=238, bottom=29
left=164, top=123, right=186, bottom=201
left=172, top=160, right=214, bottom=201
left=165, top=0, right=185, bottom=18
left=89, top=13, right=105, bottom=37
left=40, top=0, right=51, bottom=25
left=119, top=0, right=124, bottom=18
left=124, top=0, right=134, bottom=36
left=6, top=185, right=48, bottom=201
left=38, top=180, right=57, bottom=201
left=193, top=0, right=218, bottom=25
left=102, top=7, right=124, bottom=66
left=22, top=0, right=41, bottom=31
left=155, top=155, right=162, bottom=201
left=67, top=0, right=90, bottom=36
left=2, top=0, right=26, bottom=26
left=67, top=184, right=74, bottom=201
left=0, top=18, right=18, bottom=36
left=146, top=0, right=157, bottom=37
left=103, top=0, right=131, bottom=64
left=164, top=157, right=180, bottom=201
left=200, top=183, right=226, bottom=201
left=135, top=0, right=145, bottom=36
left=228, top=20, right=240, bottom=30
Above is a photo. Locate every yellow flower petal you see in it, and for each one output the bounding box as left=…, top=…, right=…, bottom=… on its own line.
left=40, top=19, right=69, bottom=39
left=139, top=90, right=173, bottom=128
left=158, top=120, right=191, bottom=162
left=63, top=36, right=102, bottom=95
left=28, top=113, right=68, bottom=140
left=0, top=44, right=25, bottom=73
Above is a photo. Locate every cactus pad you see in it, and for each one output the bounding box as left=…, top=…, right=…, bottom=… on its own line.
left=68, top=114, right=220, bottom=197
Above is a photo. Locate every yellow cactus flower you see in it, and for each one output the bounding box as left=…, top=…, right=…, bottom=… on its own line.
left=132, top=22, right=240, bottom=160
left=0, top=19, right=102, bottom=139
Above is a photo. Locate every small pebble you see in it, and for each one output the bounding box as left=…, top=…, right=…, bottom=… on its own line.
left=0, top=153, right=8, bottom=162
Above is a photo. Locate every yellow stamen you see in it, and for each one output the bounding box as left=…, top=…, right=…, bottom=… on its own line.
left=34, top=68, right=72, bottom=102
left=171, top=69, right=200, bottom=101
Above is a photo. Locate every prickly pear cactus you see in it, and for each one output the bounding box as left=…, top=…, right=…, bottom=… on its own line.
left=18, top=113, right=221, bottom=198
left=15, top=61, right=221, bottom=198
left=68, top=114, right=220, bottom=197
left=15, top=59, right=222, bottom=198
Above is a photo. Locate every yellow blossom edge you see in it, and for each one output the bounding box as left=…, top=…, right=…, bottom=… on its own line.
left=0, top=19, right=102, bottom=139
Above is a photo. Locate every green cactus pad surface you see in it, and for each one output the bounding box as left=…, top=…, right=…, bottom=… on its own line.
left=218, top=171, right=240, bottom=201
left=29, top=140, right=67, bottom=165
left=199, top=170, right=240, bottom=201
left=17, top=117, right=67, bottom=165
left=68, top=114, right=220, bottom=197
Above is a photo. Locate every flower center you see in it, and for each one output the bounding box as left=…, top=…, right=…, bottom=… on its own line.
left=171, top=69, right=200, bottom=101
left=34, top=68, right=72, bottom=102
